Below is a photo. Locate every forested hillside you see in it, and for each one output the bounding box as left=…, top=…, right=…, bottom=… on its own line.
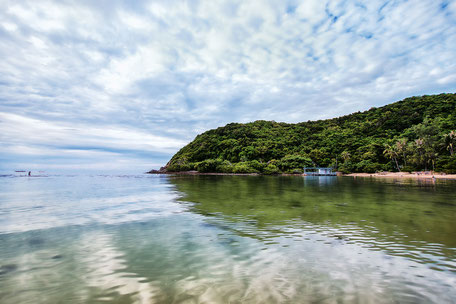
left=163, top=93, right=456, bottom=174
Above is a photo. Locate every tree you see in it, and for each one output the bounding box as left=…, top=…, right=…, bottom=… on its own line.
left=341, top=151, right=351, bottom=162
left=425, top=149, right=437, bottom=171
left=383, top=144, right=400, bottom=171
left=395, top=138, right=408, bottom=166
left=445, top=130, right=456, bottom=156
left=414, top=138, right=425, bottom=170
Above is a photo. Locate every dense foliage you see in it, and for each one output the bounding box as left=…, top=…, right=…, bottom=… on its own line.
left=165, top=94, right=456, bottom=174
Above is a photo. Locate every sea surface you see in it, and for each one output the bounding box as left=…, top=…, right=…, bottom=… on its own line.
left=0, top=174, right=455, bottom=303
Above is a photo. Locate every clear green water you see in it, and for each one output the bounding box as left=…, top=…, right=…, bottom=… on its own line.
left=0, top=174, right=455, bottom=303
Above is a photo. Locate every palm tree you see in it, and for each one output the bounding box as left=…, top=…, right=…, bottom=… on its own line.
left=445, top=131, right=455, bottom=156
left=383, top=144, right=400, bottom=171
left=395, top=138, right=408, bottom=166
left=426, top=150, right=437, bottom=171
left=341, top=151, right=351, bottom=162
left=415, top=138, right=425, bottom=170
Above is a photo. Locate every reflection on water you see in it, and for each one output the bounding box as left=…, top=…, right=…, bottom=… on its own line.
left=0, top=174, right=455, bottom=303
left=172, top=176, right=456, bottom=266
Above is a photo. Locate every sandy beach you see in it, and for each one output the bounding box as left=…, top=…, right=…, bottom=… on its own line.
left=148, top=170, right=456, bottom=180
left=346, top=172, right=456, bottom=180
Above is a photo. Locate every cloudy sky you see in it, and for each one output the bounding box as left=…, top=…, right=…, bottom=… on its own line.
left=0, top=0, right=455, bottom=173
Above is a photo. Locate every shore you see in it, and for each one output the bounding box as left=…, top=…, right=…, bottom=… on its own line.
left=347, top=172, right=456, bottom=180
left=147, top=170, right=261, bottom=176
left=147, top=170, right=456, bottom=180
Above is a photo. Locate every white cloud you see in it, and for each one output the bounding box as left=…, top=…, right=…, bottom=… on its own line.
left=0, top=112, right=186, bottom=153
left=7, top=2, right=66, bottom=32
left=295, top=0, right=328, bottom=23
left=0, top=0, right=455, bottom=171
left=1, top=21, right=18, bottom=32
left=95, top=44, right=171, bottom=94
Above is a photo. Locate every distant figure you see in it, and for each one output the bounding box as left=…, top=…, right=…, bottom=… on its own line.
left=28, top=171, right=31, bottom=176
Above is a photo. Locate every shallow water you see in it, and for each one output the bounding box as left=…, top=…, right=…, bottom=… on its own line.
left=0, top=174, right=455, bottom=303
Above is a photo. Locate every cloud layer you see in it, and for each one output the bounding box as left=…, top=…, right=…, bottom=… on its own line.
left=1, top=0, right=455, bottom=172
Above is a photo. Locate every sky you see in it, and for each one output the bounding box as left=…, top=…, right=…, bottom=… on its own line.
left=0, top=0, right=455, bottom=173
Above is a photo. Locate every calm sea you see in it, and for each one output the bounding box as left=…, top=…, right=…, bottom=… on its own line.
left=0, top=174, right=455, bottom=303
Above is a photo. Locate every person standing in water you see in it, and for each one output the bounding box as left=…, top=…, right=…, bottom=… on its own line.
left=28, top=171, right=31, bottom=176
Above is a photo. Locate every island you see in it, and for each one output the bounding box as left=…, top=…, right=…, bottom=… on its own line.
left=150, top=93, right=456, bottom=176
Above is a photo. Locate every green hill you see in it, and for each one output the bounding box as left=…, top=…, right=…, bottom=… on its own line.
left=163, top=93, right=456, bottom=174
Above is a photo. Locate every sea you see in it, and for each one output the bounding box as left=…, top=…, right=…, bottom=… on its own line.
left=0, top=173, right=455, bottom=303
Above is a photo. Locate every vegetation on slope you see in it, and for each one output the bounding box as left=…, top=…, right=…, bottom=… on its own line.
left=165, top=93, right=456, bottom=174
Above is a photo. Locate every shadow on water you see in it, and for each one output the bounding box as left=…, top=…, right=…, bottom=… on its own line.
left=169, top=175, right=456, bottom=264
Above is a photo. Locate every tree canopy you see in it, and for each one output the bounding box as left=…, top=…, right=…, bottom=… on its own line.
left=163, top=93, right=456, bottom=174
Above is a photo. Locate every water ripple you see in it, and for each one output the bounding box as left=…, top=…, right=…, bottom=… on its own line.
left=0, top=175, right=455, bottom=303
